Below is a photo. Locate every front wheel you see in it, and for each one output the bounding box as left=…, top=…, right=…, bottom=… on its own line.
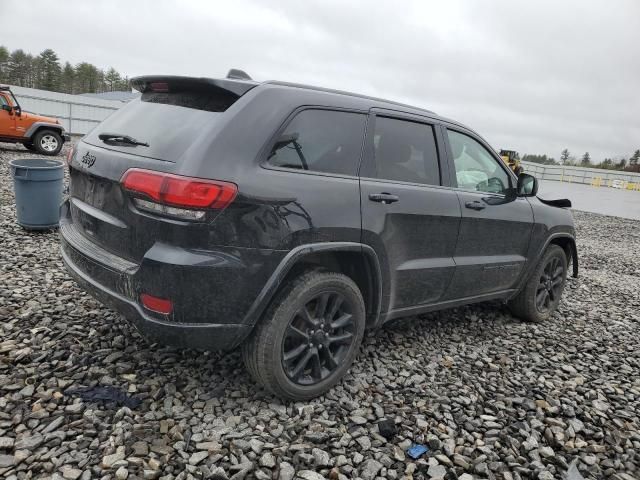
left=508, top=245, right=568, bottom=322
left=242, top=270, right=365, bottom=400
left=32, top=130, right=63, bottom=156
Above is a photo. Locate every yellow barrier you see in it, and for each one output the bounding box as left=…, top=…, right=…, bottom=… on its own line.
left=591, top=177, right=602, bottom=187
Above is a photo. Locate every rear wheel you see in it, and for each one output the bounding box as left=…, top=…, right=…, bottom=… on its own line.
left=242, top=270, right=365, bottom=400
left=508, top=245, right=568, bottom=322
left=32, top=130, right=63, bottom=156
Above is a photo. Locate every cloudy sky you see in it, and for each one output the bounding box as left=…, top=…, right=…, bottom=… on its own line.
left=4, top=0, right=639, bottom=161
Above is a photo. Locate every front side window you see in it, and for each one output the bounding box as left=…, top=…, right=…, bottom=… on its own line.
left=0, top=95, right=8, bottom=107
left=268, top=109, right=366, bottom=176
left=447, top=129, right=511, bottom=194
left=372, top=116, right=440, bottom=185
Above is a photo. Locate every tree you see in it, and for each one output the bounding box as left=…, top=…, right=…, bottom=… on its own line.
left=36, top=49, right=61, bottom=91
left=630, top=150, right=640, bottom=166
left=0, top=46, right=9, bottom=82
left=617, top=158, right=627, bottom=170
left=580, top=152, right=591, bottom=166
left=60, top=62, right=75, bottom=94
left=104, top=67, right=121, bottom=92
left=0, top=45, right=131, bottom=94
left=7, top=49, right=32, bottom=86
left=74, top=62, right=101, bottom=93
left=560, top=149, right=570, bottom=165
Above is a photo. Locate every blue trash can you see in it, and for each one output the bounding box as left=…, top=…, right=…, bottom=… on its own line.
left=10, top=158, right=65, bottom=230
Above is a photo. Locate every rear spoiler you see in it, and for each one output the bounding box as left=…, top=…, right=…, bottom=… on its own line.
left=130, top=75, right=259, bottom=98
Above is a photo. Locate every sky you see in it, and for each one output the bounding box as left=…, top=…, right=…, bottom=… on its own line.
left=3, top=0, right=639, bottom=161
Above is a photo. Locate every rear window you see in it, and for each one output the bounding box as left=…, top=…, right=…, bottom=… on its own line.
left=268, top=109, right=366, bottom=176
left=83, top=90, right=237, bottom=162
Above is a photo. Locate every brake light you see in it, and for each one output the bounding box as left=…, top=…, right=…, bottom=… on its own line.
left=150, top=82, right=169, bottom=93
left=140, top=293, right=173, bottom=314
left=121, top=169, right=237, bottom=219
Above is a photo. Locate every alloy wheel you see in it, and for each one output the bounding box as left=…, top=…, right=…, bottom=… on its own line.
left=281, top=291, right=356, bottom=385
left=535, top=256, right=564, bottom=313
left=40, top=134, right=59, bottom=152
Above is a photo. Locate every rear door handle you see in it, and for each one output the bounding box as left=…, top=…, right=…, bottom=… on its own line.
left=369, top=193, right=399, bottom=204
left=465, top=200, right=486, bottom=211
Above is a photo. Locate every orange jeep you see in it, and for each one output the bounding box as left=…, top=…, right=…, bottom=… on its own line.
left=0, top=85, right=70, bottom=155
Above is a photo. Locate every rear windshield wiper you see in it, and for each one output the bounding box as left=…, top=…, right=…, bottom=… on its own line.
left=98, top=132, right=149, bottom=147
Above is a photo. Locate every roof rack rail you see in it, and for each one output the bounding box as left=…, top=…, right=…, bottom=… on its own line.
left=226, top=69, right=252, bottom=81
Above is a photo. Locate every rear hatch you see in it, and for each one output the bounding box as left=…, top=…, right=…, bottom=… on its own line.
left=67, top=76, right=257, bottom=262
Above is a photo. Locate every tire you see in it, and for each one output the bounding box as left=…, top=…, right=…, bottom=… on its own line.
left=23, top=142, right=37, bottom=152
left=32, top=129, right=63, bottom=156
left=508, top=245, right=568, bottom=322
left=242, top=270, right=366, bottom=400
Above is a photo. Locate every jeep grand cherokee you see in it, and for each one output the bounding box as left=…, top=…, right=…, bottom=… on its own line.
left=60, top=71, right=578, bottom=400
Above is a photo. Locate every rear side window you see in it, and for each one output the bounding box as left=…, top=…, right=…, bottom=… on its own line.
left=268, top=109, right=366, bottom=176
left=371, top=116, right=440, bottom=185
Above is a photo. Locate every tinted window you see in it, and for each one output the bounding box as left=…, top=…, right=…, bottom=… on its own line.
left=83, top=90, right=237, bottom=162
left=268, top=109, right=366, bottom=176
left=447, top=130, right=511, bottom=194
left=0, top=95, right=8, bottom=107
left=372, top=116, right=440, bottom=185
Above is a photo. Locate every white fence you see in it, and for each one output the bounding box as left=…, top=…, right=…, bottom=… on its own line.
left=522, top=161, right=640, bottom=189
left=8, top=85, right=125, bottom=135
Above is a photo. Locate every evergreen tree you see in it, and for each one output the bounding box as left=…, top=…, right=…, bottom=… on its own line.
left=7, top=49, right=31, bottom=86
left=630, top=150, right=640, bottom=166
left=580, top=152, right=591, bottom=166
left=560, top=149, right=570, bottom=165
left=104, top=67, right=121, bottom=91
left=0, top=46, right=9, bottom=83
left=60, top=62, right=75, bottom=94
left=37, top=49, right=62, bottom=91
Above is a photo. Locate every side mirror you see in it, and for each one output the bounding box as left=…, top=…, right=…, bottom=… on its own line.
left=1, top=104, right=11, bottom=113
left=13, top=106, right=21, bottom=116
left=517, top=173, right=538, bottom=196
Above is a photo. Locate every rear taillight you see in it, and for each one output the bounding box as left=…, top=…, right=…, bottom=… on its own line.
left=121, top=168, right=237, bottom=220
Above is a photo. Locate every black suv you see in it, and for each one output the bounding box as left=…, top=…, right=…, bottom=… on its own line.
left=60, top=73, right=578, bottom=400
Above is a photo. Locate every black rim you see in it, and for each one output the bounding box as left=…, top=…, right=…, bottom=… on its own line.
left=281, top=291, right=355, bottom=385
left=536, top=256, right=564, bottom=313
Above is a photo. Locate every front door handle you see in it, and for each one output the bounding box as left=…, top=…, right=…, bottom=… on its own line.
left=369, top=193, right=399, bottom=204
left=465, top=200, right=486, bottom=211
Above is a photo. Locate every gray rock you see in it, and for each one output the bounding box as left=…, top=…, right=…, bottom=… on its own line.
left=14, top=433, right=43, bottom=450
left=297, top=471, right=325, bottom=480
left=427, top=464, right=447, bottom=479
left=189, top=451, right=209, bottom=466
left=360, top=459, right=383, bottom=480
left=279, top=462, right=295, bottom=480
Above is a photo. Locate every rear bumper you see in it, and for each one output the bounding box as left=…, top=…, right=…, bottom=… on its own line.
left=57, top=200, right=283, bottom=350
left=61, top=245, right=250, bottom=350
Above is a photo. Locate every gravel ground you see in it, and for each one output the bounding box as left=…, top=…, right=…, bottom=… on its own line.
left=1, top=143, right=639, bottom=480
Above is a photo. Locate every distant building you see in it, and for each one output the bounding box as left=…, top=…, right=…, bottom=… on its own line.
left=78, top=91, right=140, bottom=102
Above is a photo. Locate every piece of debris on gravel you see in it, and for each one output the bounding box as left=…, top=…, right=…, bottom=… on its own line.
left=1, top=142, right=639, bottom=479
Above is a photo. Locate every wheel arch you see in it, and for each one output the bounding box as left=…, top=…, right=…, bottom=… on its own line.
left=511, top=232, right=578, bottom=301
left=548, top=235, right=578, bottom=278
left=242, top=242, right=383, bottom=329
left=24, top=122, right=65, bottom=140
